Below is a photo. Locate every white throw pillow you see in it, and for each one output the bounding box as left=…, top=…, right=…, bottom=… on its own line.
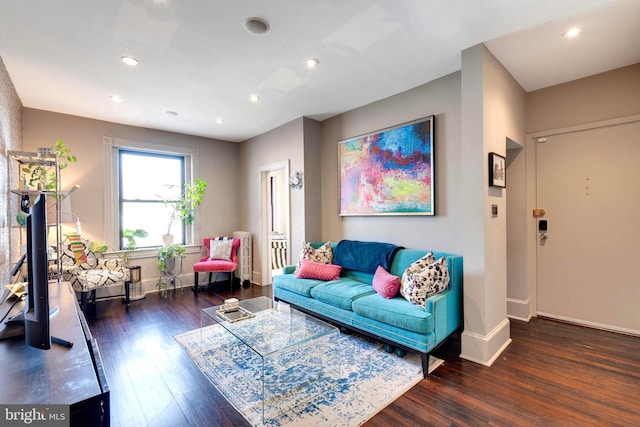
left=400, top=256, right=450, bottom=307
left=208, top=237, right=234, bottom=261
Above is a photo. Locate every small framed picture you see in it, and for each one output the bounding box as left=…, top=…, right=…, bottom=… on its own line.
left=489, top=152, right=506, bottom=188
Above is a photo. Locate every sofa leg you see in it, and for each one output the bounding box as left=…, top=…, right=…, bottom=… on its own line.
left=193, top=272, right=199, bottom=293
left=421, top=353, right=429, bottom=378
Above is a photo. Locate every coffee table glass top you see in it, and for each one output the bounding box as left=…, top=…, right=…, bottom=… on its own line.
left=201, top=296, right=338, bottom=357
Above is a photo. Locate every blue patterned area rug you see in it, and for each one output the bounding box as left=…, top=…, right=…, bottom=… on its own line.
left=175, top=324, right=443, bottom=426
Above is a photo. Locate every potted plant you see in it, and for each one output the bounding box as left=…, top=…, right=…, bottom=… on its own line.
left=162, top=177, right=208, bottom=244
left=157, top=243, right=186, bottom=290
left=21, top=140, right=77, bottom=191
left=121, top=228, right=148, bottom=267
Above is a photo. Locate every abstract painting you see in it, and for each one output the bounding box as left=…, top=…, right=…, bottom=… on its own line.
left=339, top=116, right=435, bottom=216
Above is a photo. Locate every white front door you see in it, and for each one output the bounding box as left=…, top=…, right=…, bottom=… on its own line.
left=536, top=119, right=640, bottom=333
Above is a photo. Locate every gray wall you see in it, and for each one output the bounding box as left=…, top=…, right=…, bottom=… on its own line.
left=320, top=72, right=463, bottom=251
left=511, top=63, right=640, bottom=328
left=238, top=117, right=306, bottom=285
left=0, top=57, right=23, bottom=286
left=21, top=108, right=239, bottom=292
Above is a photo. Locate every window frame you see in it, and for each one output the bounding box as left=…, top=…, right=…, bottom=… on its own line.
left=118, top=149, right=186, bottom=249
left=103, top=137, right=200, bottom=252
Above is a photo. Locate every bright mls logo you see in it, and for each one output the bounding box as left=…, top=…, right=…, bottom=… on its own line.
left=1, top=405, right=69, bottom=426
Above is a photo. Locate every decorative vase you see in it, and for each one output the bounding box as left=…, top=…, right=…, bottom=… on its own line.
left=162, top=234, right=174, bottom=246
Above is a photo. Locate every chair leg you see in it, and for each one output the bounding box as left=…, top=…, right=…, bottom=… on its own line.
left=193, top=272, right=199, bottom=293
left=80, top=291, right=88, bottom=315
left=229, top=272, right=233, bottom=290
left=124, top=280, right=130, bottom=308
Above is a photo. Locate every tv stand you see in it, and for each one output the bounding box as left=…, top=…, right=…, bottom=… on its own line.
left=1, top=305, right=73, bottom=348
left=0, top=281, right=109, bottom=426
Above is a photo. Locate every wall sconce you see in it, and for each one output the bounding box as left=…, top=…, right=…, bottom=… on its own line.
left=289, top=171, right=303, bottom=190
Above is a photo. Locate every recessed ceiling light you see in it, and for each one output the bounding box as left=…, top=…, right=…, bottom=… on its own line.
left=164, top=110, right=178, bottom=116
left=564, top=27, right=581, bottom=38
left=216, top=118, right=224, bottom=124
left=121, top=56, right=139, bottom=66
left=110, top=95, right=123, bottom=103
left=306, top=58, right=320, bottom=69
left=249, top=94, right=260, bottom=103
left=244, top=17, right=270, bottom=35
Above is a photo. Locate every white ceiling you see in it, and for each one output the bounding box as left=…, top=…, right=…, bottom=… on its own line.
left=1, top=0, right=638, bottom=142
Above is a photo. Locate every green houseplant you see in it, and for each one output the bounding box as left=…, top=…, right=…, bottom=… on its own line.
left=21, top=139, right=77, bottom=190
left=121, top=228, right=148, bottom=267
left=163, top=177, right=208, bottom=242
left=157, top=243, right=186, bottom=290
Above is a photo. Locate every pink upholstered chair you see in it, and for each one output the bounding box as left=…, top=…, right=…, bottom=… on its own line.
left=193, top=237, right=240, bottom=292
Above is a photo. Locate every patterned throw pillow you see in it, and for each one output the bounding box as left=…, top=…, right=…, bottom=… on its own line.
left=295, top=241, right=332, bottom=272
left=404, top=252, right=435, bottom=275
left=208, top=237, right=234, bottom=261
left=296, top=259, right=341, bottom=281
left=372, top=265, right=401, bottom=299
left=400, top=257, right=450, bottom=307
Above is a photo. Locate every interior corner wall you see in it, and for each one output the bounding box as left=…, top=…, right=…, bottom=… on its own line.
left=21, top=108, right=238, bottom=291
left=238, top=118, right=306, bottom=285
left=460, top=43, right=526, bottom=366
left=0, top=57, right=23, bottom=286
left=302, top=117, right=322, bottom=242
left=319, top=71, right=463, bottom=252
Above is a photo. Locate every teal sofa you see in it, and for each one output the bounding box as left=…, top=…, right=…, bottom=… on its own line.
left=273, top=241, right=463, bottom=377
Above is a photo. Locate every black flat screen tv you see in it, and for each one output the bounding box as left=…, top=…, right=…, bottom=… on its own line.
left=24, top=193, right=51, bottom=349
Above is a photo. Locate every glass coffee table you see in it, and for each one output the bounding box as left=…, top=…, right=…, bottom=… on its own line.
left=201, top=296, right=340, bottom=424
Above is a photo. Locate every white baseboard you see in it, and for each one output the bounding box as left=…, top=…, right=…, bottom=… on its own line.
left=460, top=317, right=512, bottom=366
left=507, top=297, right=531, bottom=321
left=537, top=312, right=640, bottom=337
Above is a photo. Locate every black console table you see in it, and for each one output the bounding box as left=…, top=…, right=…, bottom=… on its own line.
left=0, top=281, right=109, bottom=426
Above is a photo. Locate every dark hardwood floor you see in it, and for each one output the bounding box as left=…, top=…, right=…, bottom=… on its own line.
left=87, top=284, right=640, bottom=426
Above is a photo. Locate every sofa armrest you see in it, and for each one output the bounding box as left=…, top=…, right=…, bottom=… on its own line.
left=426, top=287, right=463, bottom=344
left=283, top=265, right=296, bottom=275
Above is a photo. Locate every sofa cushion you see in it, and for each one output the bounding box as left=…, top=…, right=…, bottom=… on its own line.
left=352, top=294, right=434, bottom=334
left=310, top=279, right=375, bottom=311
left=274, top=274, right=325, bottom=298
left=400, top=257, right=450, bottom=307
left=372, top=266, right=401, bottom=299
left=297, top=259, right=342, bottom=281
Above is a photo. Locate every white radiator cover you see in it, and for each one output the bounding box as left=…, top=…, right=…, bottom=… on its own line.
left=233, top=231, right=252, bottom=284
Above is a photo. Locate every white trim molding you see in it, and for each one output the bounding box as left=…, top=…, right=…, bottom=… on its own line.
left=507, top=297, right=532, bottom=322
left=460, top=317, right=512, bottom=366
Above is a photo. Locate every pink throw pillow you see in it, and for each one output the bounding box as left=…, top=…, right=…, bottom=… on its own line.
left=296, top=259, right=341, bottom=281
left=372, top=265, right=401, bottom=299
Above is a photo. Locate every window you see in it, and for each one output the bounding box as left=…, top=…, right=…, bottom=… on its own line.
left=119, top=150, right=184, bottom=248
left=103, top=136, right=199, bottom=251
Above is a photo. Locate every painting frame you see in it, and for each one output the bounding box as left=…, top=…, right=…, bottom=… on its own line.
left=338, top=115, right=435, bottom=216
left=488, top=152, right=506, bottom=188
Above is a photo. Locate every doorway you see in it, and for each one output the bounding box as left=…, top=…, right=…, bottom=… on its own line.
left=260, top=161, right=290, bottom=286
left=535, top=119, right=640, bottom=334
